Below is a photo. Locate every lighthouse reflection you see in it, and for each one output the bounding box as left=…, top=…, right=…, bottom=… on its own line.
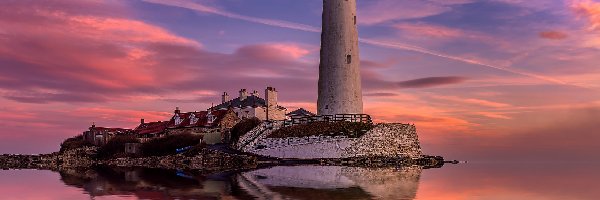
left=239, top=166, right=421, bottom=200
left=58, top=166, right=423, bottom=200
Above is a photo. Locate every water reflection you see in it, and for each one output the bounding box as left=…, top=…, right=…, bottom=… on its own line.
left=57, top=165, right=423, bottom=200
left=240, top=166, right=421, bottom=200
left=59, top=167, right=235, bottom=199
left=3, top=163, right=599, bottom=199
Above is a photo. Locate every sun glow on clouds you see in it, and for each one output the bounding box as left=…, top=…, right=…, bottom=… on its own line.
left=0, top=0, right=599, bottom=160
left=572, top=0, right=600, bottom=30
left=0, top=2, right=200, bottom=93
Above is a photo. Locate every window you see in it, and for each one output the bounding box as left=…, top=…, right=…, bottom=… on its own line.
left=190, top=114, right=198, bottom=125
left=207, top=113, right=215, bottom=124
left=175, top=115, right=183, bottom=125
left=346, top=55, right=352, bottom=64
left=354, top=16, right=356, bottom=25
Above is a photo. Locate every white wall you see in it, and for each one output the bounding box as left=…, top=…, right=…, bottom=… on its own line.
left=240, top=123, right=423, bottom=159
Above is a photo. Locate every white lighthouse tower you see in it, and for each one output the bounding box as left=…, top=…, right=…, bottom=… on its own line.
left=317, top=0, right=363, bottom=115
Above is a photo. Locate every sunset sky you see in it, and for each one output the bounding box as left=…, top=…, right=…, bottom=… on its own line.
left=0, top=0, right=599, bottom=161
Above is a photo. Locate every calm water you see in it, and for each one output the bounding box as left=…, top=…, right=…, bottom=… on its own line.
left=0, top=163, right=598, bottom=200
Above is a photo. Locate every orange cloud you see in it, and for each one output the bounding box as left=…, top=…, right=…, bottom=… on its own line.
left=430, top=95, right=511, bottom=108
left=572, top=0, right=600, bottom=30
left=475, top=112, right=512, bottom=120
left=265, top=43, right=313, bottom=59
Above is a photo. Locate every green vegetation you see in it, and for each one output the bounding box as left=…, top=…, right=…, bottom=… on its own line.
left=141, top=133, right=202, bottom=157
left=268, top=121, right=374, bottom=138
left=230, top=117, right=261, bottom=144
left=97, top=135, right=139, bottom=159
left=59, top=135, right=93, bottom=153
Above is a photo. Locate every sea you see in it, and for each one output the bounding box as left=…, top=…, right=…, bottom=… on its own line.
left=1, top=162, right=598, bottom=200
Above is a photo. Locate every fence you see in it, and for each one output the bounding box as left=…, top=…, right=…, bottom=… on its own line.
left=283, top=114, right=372, bottom=127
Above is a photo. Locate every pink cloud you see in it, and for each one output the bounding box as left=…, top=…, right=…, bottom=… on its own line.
left=67, top=16, right=200, bottom=46
left=394, top=23, right=464, bottom=38
left=572, top=0, right=600, bottom=30
left=0, top=1, right=202, bottom=101
left=234, top=43, right=313, bottom=62
left=357, top=0, right=476, bottom=25
left=358, top=0, right=451, bottom=25
left=538, top=31, right=568, bottom=40
left=267, top=43, right=313, bottom=59
left=0, top=0, right=324, bottom=105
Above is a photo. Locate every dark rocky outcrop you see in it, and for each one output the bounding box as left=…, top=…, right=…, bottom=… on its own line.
left=0, top=147, right=257, bottom=171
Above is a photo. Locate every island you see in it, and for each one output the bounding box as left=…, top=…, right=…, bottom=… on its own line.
left=1, top=0, right=450, bottom=172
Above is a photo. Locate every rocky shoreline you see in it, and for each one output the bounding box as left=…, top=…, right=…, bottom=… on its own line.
left=1, top=147, right=446, bottom=171
left=1, top=147, right=257, bottom=171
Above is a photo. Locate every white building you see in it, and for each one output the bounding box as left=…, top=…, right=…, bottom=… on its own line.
left=210, top=87, right=287, bottom=121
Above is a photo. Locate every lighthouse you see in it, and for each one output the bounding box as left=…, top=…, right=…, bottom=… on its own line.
left=317, top=0, right=363, bottom=115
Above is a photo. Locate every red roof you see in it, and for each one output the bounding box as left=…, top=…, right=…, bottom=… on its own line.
left=134, top=121, right=168, bottom=135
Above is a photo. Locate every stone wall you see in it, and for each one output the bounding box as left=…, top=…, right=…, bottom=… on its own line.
left=236, top=121, right=283, bottom=152
left=218, top=109, right=240, bottom=131
left=255, top=135, right=353, bottom=149
left=343, top=123, right=422, bottom=158
left=239, top=123, right=423, bottom=159
left=251, top=137, right=357, bottom=159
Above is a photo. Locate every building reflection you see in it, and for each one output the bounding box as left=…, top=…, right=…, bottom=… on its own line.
left=59, top=167, right=235, bottom=199
left=238, top=166, right=422, bottom=200
left=58, top=165, right=423, bottom=200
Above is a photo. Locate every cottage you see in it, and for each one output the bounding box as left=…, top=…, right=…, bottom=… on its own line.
left=83, top=125, right=132, bottom=146
left=165, top=108, right=240, bottom=144
left=133, top=120, right=169, bottom=143
left=211, top=87, right=287, bottom=121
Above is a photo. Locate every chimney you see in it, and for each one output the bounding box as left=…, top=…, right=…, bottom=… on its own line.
left=265, top=87, right=278, bottom=120
left=174, top=107, right=181, bottom=114
left=239, top=89, right=248, bottom=101
left=140, top=118, right=145, bottom=124
left=222, top=92, right=230, bottom=103
left=252, top=90, right=259, bottom=96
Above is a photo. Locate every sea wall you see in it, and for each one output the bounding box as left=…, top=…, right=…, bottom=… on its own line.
left=236, top=121, right=283, bottom=152
left=241, top=123, right=422, bottom=159
left=251, top=136, right=357, bottom=159
left=343, top=123, right=422, bottom=158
